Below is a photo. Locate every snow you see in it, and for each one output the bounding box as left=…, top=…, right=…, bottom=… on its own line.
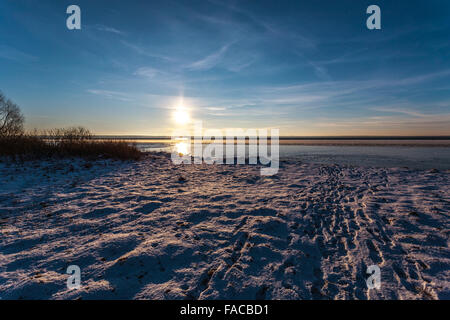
left=0, top=153, right=449, bottom=299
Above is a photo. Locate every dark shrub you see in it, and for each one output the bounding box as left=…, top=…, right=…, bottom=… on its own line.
left=0, top=128, right=142, bottom=161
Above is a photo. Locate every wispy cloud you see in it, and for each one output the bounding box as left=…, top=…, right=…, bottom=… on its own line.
left=187, top=43, right=231, bottom=71
left=316, top=114, right=450, bottom=129
left=0, top=45, right=38, bottom=63
left=187, top=68, right=450, bottom=125
left=94, top=24, right=126, bottom=36
left=87, top=89, right=132, bottom=101
left=205, top=106, right=227, bottom=111
left=391, top=69, right=450, bottom=86
left=134, top=67, right=164, bottom=79
left=205, top=0, right=316, bottom=48
left=370, top=107, right=431, bottom=118
left=121, top=41, right=176, bottom=62
left=308, top=61, right=331, bottom=81
left=264, top=69, right=450, bottom=98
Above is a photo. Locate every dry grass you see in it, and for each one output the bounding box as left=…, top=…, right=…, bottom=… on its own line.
left=0, top=128, right=142, bottom=161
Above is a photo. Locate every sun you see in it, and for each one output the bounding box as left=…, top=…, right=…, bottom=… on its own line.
left=174, top=109, right=190, bottom=124
left=173, top=104, right=191, bottom=125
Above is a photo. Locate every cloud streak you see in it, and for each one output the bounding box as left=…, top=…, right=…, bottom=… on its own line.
left=94, top=24, right=126, bottom=36
left=187, top=43, right=231, bottom=71
left=0, top=45, right=38, bottom=63
left=87, top=89, right=132, bottom=101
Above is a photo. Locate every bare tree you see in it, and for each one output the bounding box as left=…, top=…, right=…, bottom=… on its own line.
left=0, top=91, right=24, bottom=137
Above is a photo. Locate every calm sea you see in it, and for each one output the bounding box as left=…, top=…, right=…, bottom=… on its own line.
left=98, top=137, right=450, bottom=170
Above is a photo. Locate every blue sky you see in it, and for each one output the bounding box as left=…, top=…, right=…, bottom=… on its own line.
left=0, top=0, right=449, bottom=135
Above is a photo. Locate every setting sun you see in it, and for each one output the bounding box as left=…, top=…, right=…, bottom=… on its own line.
left=173, top=106, right=190, bottom=125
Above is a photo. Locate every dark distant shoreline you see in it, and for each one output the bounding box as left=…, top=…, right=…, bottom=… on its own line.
left=88, top=136, right=450, bottom=147
left=92, top=136, right=450, bottom=140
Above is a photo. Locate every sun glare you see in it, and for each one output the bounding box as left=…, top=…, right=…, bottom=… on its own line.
left=175, top=141, right=190, bottom=155
left=173, top=104, right=190, bottom=125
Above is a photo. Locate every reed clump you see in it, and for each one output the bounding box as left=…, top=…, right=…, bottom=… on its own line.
left=0, top=127, right=142, bottom=161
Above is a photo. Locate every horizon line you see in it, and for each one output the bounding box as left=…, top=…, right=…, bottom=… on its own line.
left=88, top=135, right=450, bottom=140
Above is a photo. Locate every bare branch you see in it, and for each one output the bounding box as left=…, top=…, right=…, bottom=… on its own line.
left=0, top=91, right=25, bottom=137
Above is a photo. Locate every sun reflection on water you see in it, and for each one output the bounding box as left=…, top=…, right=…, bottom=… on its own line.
left=175, top=141, right=190, bottom=155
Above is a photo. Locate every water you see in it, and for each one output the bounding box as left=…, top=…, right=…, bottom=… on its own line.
left=279, top=145, right=450, bottom=170
left=134, top=141, right=450, bottom=170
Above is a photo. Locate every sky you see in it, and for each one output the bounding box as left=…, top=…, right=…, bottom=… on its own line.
left=0, top=0, right=449, bottom=136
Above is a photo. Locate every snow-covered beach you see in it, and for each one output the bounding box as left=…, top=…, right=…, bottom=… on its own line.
left=0, top=153, right=449, bottom=300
